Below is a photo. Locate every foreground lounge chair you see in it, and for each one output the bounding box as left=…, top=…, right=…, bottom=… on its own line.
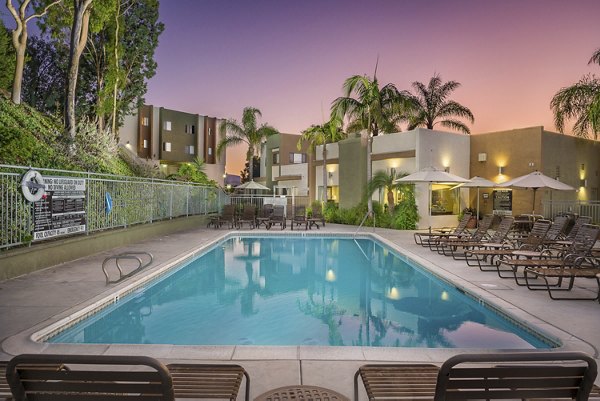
left=7, top=354, right=175, bottom=401
left=216, top=204, right=236, bottom=229
left=256, top=204, right=273, bottom=229
left=290, top=205, right=308, bottom=230
left=434, top=214, right=493, bottom=256
left=414, top=213, right=472, bottom=248
left=354, top=351, right=598, bottom=401
left=548, top=215, right=593, bottom=251
left=452, top=216, right=514, bottom=261
left=6, top=354, right=250, bottom=401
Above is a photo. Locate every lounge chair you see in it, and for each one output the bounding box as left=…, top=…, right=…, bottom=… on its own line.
left=413, top=213, right=472, bottom=248
left=256, top=204, right=273, bottom=228
left=290, top=205, right=308, bottom=230
left=6, top=354, right=175, bottom=401
left=308, top=203, right=325, bottom=229
left=434, top=214, right=494, bottom=256
left=216, top=204, right=236, bottom=229
left=237, top=204, right=257, bottom=229
left=450, top=216, right=514, bottom=261
left=464, top=218, right=551, bottom=271
left=354, top=351, right=598, bottom=401
left=266, top=205, right=286, bottom=230
left=498, top=223, right=600, bottom=286
left=548, top=215, right=592, bottom=250
left=5, top=354, right=250, bottom=401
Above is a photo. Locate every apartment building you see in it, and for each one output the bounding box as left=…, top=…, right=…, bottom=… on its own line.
left=120, top=105, right=226, bottom=182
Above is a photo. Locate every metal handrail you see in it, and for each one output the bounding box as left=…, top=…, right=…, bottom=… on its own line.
left=102, top=252, right=154, bottom=284
left=353, top=211, right=376, bottom=238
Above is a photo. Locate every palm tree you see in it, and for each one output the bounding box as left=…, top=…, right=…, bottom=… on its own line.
left=551, top=48, right=600, bottom=140
left=407, top=74, right=474, bottom=134
left=298, top=116, right=345, bottom=203
left=366, top=170, right=407, bottom=213
left=331, top=72, right=411, bottom=214
left=217, top=107, right=279, bottom=181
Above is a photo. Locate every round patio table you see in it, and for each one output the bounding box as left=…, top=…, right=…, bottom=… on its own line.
left=254, top=385, right=349, bottom=401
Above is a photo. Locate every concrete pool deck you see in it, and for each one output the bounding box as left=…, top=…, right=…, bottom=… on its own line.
left=1, top=223, right=599, bottom=399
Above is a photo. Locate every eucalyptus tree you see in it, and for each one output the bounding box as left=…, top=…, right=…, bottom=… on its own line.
left=297, top=115, right=345, bottom=203
left=5, top=0, right=62, bottom=104
left=217, top=107, right=279, bottom=181
left=366, top=169, right=408, bottom=213
left=0, top=20, right=16, bottom=92
left=331, top=72, right=411, bottom=214
left=407, top=74, right=474, bottom=134
left=551, top=48, right=600, bottom=140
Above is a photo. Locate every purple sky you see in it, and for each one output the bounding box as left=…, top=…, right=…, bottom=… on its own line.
left=4, top=1, right=600, bottom=174
left=146, top=0, right=600, bottom=174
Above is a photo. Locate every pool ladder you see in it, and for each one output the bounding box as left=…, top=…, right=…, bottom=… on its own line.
left=102, top=252, right=154, bottom=284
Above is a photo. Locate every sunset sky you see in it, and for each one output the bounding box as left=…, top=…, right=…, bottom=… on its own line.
left=5, top=1, right=599, bottom=174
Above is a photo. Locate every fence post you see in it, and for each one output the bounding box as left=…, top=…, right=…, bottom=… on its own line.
left=86, top=171, right=90, bottom=235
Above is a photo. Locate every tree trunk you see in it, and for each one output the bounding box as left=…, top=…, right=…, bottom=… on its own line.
left=387, top=188, right=395, bottom=213
left=11, top=29, right=26, bottom=104
left=247, top=145, right=254, bottom=180
left=65, top=0, right=93, bottom=149
left=110, top=0, right=120, bottom=135
left=322, top=143, right=328, bottom=203
left=366, top=135, right=373, bottom=215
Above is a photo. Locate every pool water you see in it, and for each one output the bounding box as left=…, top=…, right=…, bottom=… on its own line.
left=49, top=236, right=552, bottom=348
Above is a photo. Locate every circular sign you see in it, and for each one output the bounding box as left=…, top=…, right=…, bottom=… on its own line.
left=21, top=169, right=45, bottom=202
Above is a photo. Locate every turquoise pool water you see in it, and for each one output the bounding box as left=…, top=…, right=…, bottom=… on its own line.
left=49, top=236, right=552, bottom=348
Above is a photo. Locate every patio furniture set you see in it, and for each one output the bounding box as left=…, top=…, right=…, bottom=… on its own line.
left=207, top=203, right=325, bottom=231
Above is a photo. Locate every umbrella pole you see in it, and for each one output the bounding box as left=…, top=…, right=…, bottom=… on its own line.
left=476, top=187, right=480, bottom=228
left=532, top=188, right=537, bottom=214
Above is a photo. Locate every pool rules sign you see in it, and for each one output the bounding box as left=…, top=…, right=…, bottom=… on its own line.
left=33, top=176, right=86, bottom=241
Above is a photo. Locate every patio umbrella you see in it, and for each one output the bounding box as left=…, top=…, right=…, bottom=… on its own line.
left=498, top=171, right=575, bottom=214
left=452, top=176, right=497, bottom=227
left=236, top=180, right=271, bottom=191
left=394, top=167, right=470, bottom=217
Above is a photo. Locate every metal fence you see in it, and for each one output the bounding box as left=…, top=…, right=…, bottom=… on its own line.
left=0, top=164, right=229, bottom=250
left=542, top=200, right=600, bottom=224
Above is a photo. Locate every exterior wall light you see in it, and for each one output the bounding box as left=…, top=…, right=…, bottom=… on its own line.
left=498, top=166, right=505, bottom=175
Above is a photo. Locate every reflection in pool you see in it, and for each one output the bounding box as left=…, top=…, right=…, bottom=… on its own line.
left=49, top=237, right=552, bottom=348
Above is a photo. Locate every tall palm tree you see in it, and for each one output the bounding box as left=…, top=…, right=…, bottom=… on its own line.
left=298, top=115, right=345, bottom=203
left=331, top=72, right=411, bottom=214
left=366, top=170, right=407, bottom=213
left=551, top=48, right=600, bottom=140
left=217, top=107, right=279, bottom=181
left=407, top=74, right=474, bottom=134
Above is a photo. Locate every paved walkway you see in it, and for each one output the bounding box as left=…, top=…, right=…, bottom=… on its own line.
left=1, top=223, right=599, bottom=399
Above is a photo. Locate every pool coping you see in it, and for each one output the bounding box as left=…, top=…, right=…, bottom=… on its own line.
left=2, top=231, right=595, bottom=362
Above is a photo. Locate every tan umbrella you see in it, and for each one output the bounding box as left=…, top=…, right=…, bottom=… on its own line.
left=395, top=167, right=470, bottom=217
left=236, top=180, right=271, bottom=191
left=452, top=176, right=497, bottom=227
left=498, top=171, right=575, bottom=214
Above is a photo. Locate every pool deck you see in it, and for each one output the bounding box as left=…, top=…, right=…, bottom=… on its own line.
left=1, top=223, right=599, bottom=399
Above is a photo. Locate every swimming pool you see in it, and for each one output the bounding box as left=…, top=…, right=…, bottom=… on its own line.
left=47, top=235, right=553, bottom=348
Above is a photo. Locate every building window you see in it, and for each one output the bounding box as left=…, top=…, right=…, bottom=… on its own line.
left=186, top=145, right=195, bottom=155
left=185, top=124, right=195, bottom=134
left=164, top=121, right=172, bottom=131
left=272, top=151, right=280, bottom=165
left=208, top=127, right=212, bottom=136
left=143, top=139, right=148, bottom=149
left=430, top=185, right=459, bottom=215
left=289, top=152, right=307, bottom=164
left=142, top=117, right=149, bottom=126
left=163, top=142, right=171, bottom=152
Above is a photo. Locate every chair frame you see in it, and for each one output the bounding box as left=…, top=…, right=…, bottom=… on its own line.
left=291, top=205, right=308, bottom=230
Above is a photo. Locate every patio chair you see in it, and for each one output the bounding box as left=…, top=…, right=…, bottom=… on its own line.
left=290, top=205, right=308, bottom=230
left=464, top=218, right=551, bottom=271
left=266, top=205, right=286, bottom=230
left=548, top=215, right=592, bottom=250
left=237, top=204, right=257, bottom=229
left=498, top=223, right=600, bottom=286
left=308, top=203, right=325, bottom=229
left=6, top=354, right=175, bottom=400
left=216, top=204, right=236, bottom=229
left=167, top=363, right=250, bottom=401
left=256, top=204, right=273, bottom=228
left=451, top=216, right=515, bottom=261
left=354, top=351, right=598, bottom=401
left=413, top=213, right=472, bottom=248
left=434, top=214, right=494, bottom=256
